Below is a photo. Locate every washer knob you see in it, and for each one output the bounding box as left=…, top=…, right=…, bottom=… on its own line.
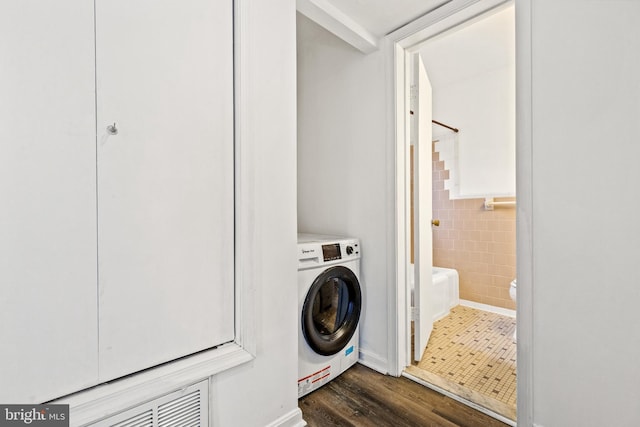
left=346, top=246, right=354, bottom=255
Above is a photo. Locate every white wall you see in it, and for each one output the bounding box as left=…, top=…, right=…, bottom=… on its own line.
left=297, top=13, right=391, bottom=371
left=212, top=1, right=301, bottom=426
left=419, top=6, right=515, bottom=198
left=522, top=1, right=640, bottom=426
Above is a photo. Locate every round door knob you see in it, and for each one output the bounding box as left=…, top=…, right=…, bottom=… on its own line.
left=431, top=219, right=440, bottom=226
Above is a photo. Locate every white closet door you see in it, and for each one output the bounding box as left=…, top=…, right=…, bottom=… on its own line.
left=96, top=0, right=234, bottom=380
left=0, top=1, right=98, bottom=402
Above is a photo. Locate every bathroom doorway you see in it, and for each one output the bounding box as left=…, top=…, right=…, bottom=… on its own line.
left=399, top=2, right=517, bottom=425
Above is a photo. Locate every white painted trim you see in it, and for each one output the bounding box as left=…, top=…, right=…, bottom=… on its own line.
left=460, top=299, right=516, bottom=318
left=296, top=0, right=378, bottom=53
left=233, top=0, right=257, bottom=358
left=56, top=343, right=253, bottom=426
left=358, top=349, right=389, bottom=375
left=386, top=38, right=410, bottom=377
left=402, top=372, right=516, bottom=427
left=515, top=0, right=533, bottom=425
left=266, top=408, right=307, bottom=427
left=383, top=34, right=399, bottom=377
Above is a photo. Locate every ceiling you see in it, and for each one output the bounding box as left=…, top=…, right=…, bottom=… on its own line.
left=418, top=5, right=515, bottom=88
left=323, top=0, right=450, bottom=38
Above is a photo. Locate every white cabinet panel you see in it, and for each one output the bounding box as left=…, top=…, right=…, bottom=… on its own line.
left=95, top=0, right=235, bottom=381
left=0, top=0, right=98, bottom=402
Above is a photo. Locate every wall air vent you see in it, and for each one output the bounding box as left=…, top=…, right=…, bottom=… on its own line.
left=91, top=380, right=207, bottom=427
left=157, top=389, right=201, bottom=427
left=111, top=410, right=153, bottom=427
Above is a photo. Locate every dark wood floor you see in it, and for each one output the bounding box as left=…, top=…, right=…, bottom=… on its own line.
left=299, top=364, right=510, bottom=427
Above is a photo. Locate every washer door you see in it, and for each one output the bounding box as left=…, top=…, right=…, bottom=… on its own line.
left=302, top=265, right=362, bottom=356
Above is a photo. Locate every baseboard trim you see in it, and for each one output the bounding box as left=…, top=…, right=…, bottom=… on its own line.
left=358, top=348, right=388, bottom=374
left=266, top=408, right=306, bottom=427
left=460, top=299, right=516, bottom=318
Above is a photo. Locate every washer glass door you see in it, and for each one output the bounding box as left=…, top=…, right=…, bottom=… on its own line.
left=302, top=265, right=361, bottom=356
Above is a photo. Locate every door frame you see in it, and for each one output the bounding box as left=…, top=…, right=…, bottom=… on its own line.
left=385, top=0, right=532, bottom=424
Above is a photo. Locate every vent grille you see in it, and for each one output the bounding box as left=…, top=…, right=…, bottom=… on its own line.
left=91, top=380, right=207, bottom=427
left=157, top=390, right=200, bottom=427
left=111, top=410, right=153, bottom=427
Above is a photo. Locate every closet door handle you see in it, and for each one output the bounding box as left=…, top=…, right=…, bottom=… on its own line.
left=106, top=123, right=118, bottom=135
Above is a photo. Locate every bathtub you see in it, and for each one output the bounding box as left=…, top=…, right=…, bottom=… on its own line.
left=431, top=267, right=460, bottom=321
left=411, top=266, right=460, bottom=322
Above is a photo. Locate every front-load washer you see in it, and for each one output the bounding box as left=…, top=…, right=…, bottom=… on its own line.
left=297, top=233, right=362, bottom=398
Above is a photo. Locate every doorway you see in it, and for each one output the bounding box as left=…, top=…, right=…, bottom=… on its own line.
left=396, top=2, right=517, bottom=425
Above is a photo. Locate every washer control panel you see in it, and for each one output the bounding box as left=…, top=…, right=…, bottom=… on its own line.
left=321, top=242, right=359, bottom=261
left=297, top=234, right=360, bottom=270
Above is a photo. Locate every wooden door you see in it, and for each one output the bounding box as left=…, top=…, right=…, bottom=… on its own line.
left=0, top=0, right=99, bottom=402
left=95, top=0, right=235, bottom=381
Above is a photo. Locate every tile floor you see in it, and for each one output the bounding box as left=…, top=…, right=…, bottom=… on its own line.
left=406, top=305, right=517, bottom=421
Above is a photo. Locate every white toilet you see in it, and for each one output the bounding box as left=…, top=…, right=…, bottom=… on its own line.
left=510, top=279, right=517, bottom=342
